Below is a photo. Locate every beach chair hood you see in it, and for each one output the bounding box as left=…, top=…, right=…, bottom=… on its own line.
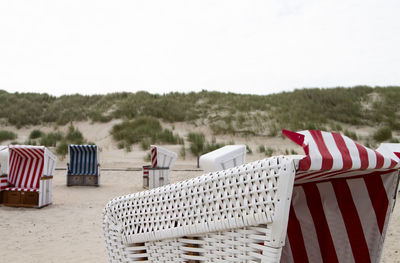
left=68, top=145, right=99, bottom=176
left=281, top=130, right=400, bottom=263
left=8, top=145, right=57, bottom=190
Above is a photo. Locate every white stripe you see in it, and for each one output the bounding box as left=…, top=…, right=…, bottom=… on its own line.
left=281, top=237, right=294, bottom=263
left=347, top=178, right=381, bottom=263
left=317, top=182, right=355, bottom=263
left=382, top=153, right=391, bottom=168
left=342, top=136, right=361, bottom=169
left=291, top=186, right=323, bottom=262
left=26, top=158, right=36, bottom=188
left=15, top=157, right=25, bottom=187
left=321, top=132, right=343, bottom=170
left=300, top=131, right=323, bottom=171
left=366, top=148, right=377, bottom=169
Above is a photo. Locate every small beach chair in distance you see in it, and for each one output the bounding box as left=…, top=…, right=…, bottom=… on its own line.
left=103, top=130, right=400, bottom=262
left=199, top=144, right=246, bottom=173
left=0, top=146, right=8, bottom=203
left=67, top=144, right=100, bottom=186
left=2, top=145, right=57, bottom=208
left=143, top=145, right=177, bottom=189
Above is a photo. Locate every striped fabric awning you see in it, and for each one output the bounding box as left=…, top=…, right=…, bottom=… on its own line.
left=8, top=146, right=46, bottom=190
left=281, top=130, right=400, bottom=263
left=68, top=145, right=99, bottom=176
left=150, top=146, right=157, bottom=168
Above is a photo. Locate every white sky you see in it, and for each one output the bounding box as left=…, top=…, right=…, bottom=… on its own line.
left=0, top=0, right=399, bottom=96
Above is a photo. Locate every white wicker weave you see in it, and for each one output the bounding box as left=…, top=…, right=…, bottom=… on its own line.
left=103, top=156, right=296, bottom=262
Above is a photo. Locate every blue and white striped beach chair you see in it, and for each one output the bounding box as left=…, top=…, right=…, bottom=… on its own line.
left=67, top=144, right=100, bottom=186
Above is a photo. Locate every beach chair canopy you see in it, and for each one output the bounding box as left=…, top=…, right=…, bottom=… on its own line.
left=68, top=145, right=99, bottom=176
left=150, top=145, right=177, bottom=168
left=8, top=145, right=57, bottom=191
left=199, top=145, right=246, bottom=173
left=281, top=130, right=399, bottom=263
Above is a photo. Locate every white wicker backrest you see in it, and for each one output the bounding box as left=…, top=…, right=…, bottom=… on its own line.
left=103, top=156, right=296, bottom=262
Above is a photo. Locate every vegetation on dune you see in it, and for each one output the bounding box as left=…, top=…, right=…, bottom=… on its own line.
left=0, top=86, right=399, bottom=151
left=22, top=124, right=88, bottom=158
left=188, top=132, right=226, bottom=168
left=0, top=130, right=17, bottom=143
left=373, top=126, right=392, bottom=142
left=111, top=116, right=183, bottom=152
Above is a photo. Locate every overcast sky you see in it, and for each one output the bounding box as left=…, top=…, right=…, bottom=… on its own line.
left=0, top=0, right=399, bottom=96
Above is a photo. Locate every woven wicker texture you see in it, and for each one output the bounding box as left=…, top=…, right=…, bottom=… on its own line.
left=103, top=156, right=295, bottom=262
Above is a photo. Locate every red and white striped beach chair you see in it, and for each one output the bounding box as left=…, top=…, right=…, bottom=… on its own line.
left=143, top=145, right=177, bottom=189
left=103, top=130, right=399, bottom=263
left=2, top=145, right=57, bottom=208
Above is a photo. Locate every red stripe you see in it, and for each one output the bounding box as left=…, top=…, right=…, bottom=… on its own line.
left=302, top=183, right=338, bottom=263
left=295, top=169, right=397, bottom=186
left=332, top=132, right=352, bottom=170
left=309, top=130, right=334, bottom=170
left=332, top=180, right=371, bottom=263
left=151, top=147, right=157, bottom=168
left=364, top=173, right=389, bottom=234
left=34, top=158, right=44, bottom=188
left=26, top=149, right=39, bottom=188
left=296, top=170, right=322, bottom=180
left=390, top=159, right=397, bottom=168
left=28, top=159, right=38, bottom=188
left=10, top=151, right=19, bottom=185
left=375, top=152, right=384, bottom=169
left=11, top=153, right=19, bottom=186
left=16, top=158, right=27, bottom=187
left=287, top=204, right=309, bottom=263
left=298, top=156, right=311, bottom=171
left=8, top=152, right=16, bottom=185
left=354, top=142, right=369, bottom=170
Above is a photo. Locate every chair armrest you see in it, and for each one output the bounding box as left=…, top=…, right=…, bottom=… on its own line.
left=40, top=176, right=53, bottom=181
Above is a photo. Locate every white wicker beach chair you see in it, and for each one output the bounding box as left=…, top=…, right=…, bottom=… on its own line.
left=103, top=130, right=400, bottom=263
left=199, top=145, right=247, bottom=173
left=2, top=145, right=57, bottom=208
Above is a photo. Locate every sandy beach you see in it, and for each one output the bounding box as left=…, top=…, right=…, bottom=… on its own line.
left=0, top=168, right=399, bottom=262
